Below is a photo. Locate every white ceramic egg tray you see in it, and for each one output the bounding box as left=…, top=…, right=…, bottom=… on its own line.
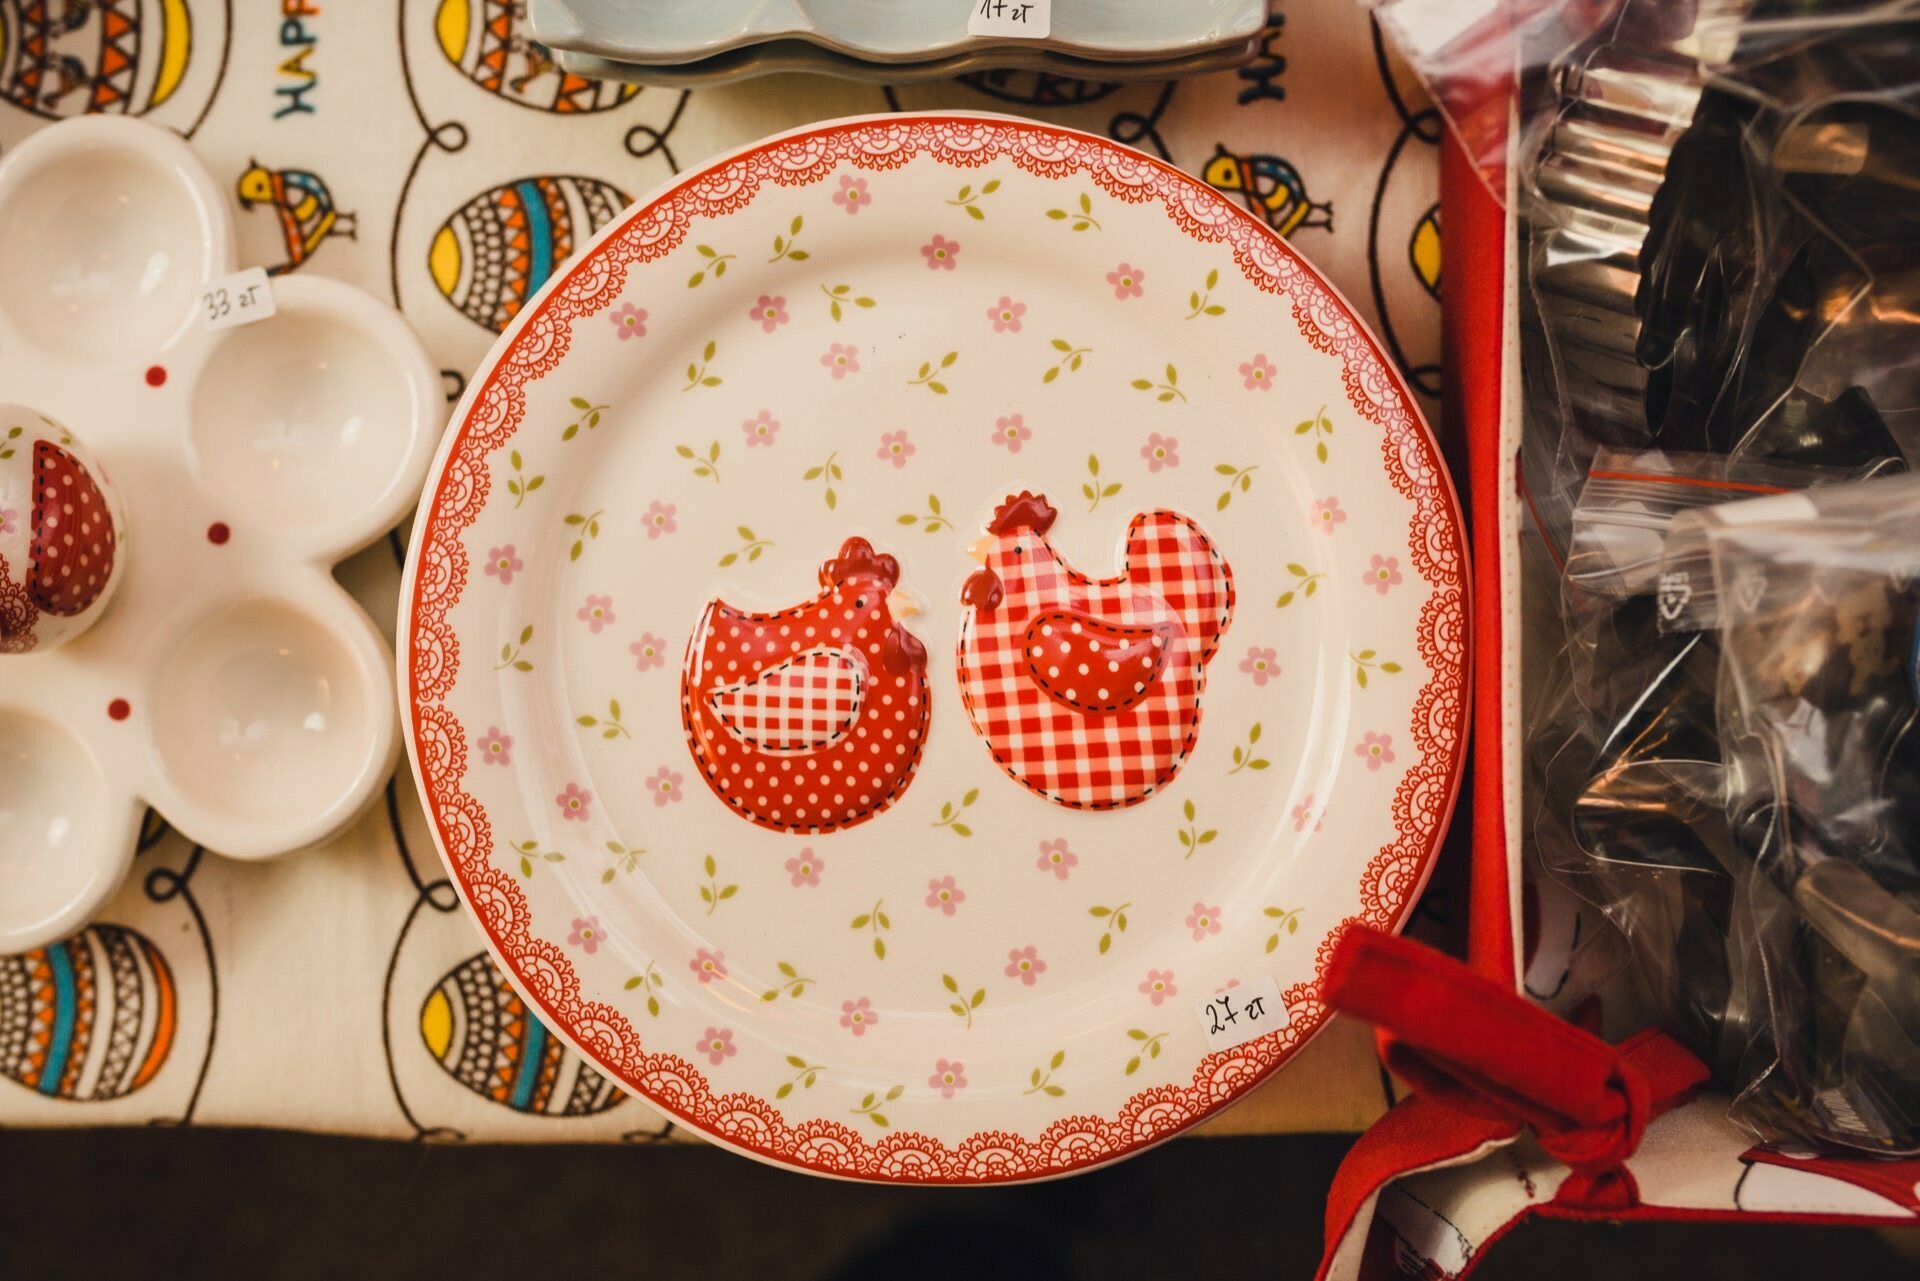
left=0, top=117, right=439, bottom=952
left=529, top=0, right=1268, bottom=65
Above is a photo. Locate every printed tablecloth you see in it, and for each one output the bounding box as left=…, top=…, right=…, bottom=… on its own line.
left=0, top=0, right=1442, bottom=1142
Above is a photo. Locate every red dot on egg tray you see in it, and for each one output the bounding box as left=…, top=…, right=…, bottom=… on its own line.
left=207, top=522, right=230, bottom=545
left=144, top=366, right=167, bottom=387
left=108, top=698, right=130, bottom=721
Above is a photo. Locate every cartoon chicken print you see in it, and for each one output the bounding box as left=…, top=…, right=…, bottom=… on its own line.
left=682, top=536, right=930, bottom=834
left=957, top=493, right=1234, bottom=809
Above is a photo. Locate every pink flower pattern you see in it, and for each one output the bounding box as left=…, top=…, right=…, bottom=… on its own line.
left=876, top=430, right=914, bottom=468
left=643, top=500, right=677, bottom=539
left=839, top=997, right=876, bottom=1037
left=475, top=726, right=512, bottom=767
left=1365, top=554, right=1404, bottom=595
left=1141, top=433, right=1180, bottom=472
left=1186, top=903, right=1223, bottom=941
left=832, top=174, right=870, bottom=214
left=921, top=234, right=960, bottom=270
left=698, top=1027, right=737, bottom=1066
left=1035, top=838, right=1077, bottom=881
left=1239, top=353, right=1276, bottom=390
left=483, top=545, right=523, bottom=585
left=925, top=876, right=964, bottom=915
left=741, top=410, right=780, bottom=447
left=630, top=633, right=667, bottom=671
left=785, top=849, right=825, bottom=888
left=929, top=1059, right=967, bottom=1098
left=1239, top=646, right=1279, bottom=686
left=1357, top=732, right=1396, bottom=771
left=645, top=765, right=684, bottom=806
left=1313, top=496, right=1346, bottom=533
left=556, top=782, right=591, bottom=822
left=576, top=594, right=614, bottom=633
left=1291, top=795, right=1324, bottom=833
left=749, top=294, right=789, bottom=333
left=609, top=303, right=647, bottom=340
left=822, top=343, right=860, bottom=379
left=689, top=948, right=727, bottom=984
left=986, top=296, right=1026, bottom=333
left=1005, top=945, right=1047, bottom=986
left=992, top=414, right=1032, bottom=454
left=1106, top=262, right=1145, bottom=300
left=0, top=508, right=16, bottom=536
left=567, top=915, right=603, bottom=953
left=1140, top=969, right=1177, bottom=1005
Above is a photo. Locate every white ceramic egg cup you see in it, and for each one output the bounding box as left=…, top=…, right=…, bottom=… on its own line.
left=0, top=116, right=440, bottom=952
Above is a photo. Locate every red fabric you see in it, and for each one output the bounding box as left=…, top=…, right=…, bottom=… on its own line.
left=1743, top=1149, right=1920, bottom=1213
left=1317, top=1094, right=1518, bottom=1281
left=1327, top=928, right=1710, bottom=1174
left=1441, top=118, right=1517, bottom=985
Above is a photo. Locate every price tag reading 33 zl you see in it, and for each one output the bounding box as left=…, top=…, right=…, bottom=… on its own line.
left=200, top=267, right=277, bottom=333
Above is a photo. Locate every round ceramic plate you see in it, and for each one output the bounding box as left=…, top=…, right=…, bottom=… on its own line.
left=401, top=114, right=1467, bottom=1181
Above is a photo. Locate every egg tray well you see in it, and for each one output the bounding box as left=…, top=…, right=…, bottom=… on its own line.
left=0, top=117, right=440, bottom=952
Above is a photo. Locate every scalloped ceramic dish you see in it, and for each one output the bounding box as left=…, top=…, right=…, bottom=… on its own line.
left=401, top=114, right=1467, bottom=1181
left=529, top=0, right=1267, bottom=65
left=550, top=34, right=1264, bottom=88
left=0, top=117, right=441, bottom=952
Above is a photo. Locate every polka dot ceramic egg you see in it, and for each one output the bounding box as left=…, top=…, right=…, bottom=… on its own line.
left=0, top=408, right=124, bottom=654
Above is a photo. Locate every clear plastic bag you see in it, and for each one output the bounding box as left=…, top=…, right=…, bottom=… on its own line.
left=1379, top=0, right=1920, bottom=1154
left=1527, top=449, right=1851, bottom=1074
left=1667, top=475, right=1920, bottom=1153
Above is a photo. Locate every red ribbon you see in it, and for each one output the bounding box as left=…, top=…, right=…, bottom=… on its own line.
left=1325, top=928, right=1710, bottom=1177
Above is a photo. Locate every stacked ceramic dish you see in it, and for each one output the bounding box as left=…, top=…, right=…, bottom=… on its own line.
left=527, top=0, right=1271, bottom=86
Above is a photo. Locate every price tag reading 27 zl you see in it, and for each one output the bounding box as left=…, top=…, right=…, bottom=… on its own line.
left=1197, top=975, right=1290, bottom=1053
left=968, top=0, right=1051, bottom=39
left=200, top=267, right=277, bottom=332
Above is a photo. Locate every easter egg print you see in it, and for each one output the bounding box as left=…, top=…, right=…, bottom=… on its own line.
left=432, top=175, right=625, bottom=336
left=431, top=176, right=630, bottom=334
left=0, top=0, right=199, bottom=119
left=682, top=536, right=930, bottom=834
left=419, top=953, right=624, bottom=1117
left=432, top=0, right=639, bottom=114
left=0, top=925, right=177, bottom=1101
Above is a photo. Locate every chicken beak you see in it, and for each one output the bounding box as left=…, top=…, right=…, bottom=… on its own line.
left=885, top=587, right=921, bottom=620
left=967, top=533, right=995, bottom=565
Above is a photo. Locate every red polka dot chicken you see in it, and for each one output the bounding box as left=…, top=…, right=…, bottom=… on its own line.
left=957, top=492, right=1234, bottom=810
left=681, top=536, right=930, bottom=833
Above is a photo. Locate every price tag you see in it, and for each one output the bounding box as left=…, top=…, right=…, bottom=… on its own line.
left=199, top=267, right=277, bottom=333
left=967, top=0, right=1051, bottom=40
left=1196, top=974, right=1289, bottom=1053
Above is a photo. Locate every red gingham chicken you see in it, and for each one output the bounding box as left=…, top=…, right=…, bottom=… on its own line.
left=682, top=536, right=929, bottom=834
left=956, top=492, right=1234, bottom=809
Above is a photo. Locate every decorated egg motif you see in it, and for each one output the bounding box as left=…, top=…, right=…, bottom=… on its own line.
left=0, top=0, right=195, bottom=118
left=430, top=175, right=628, bottom=334
left=0, top=924, right=177, bottom=1100
left=0, top=409, right=124, bottom=654
left=420, top=953, right=624, bottom=1116
left=432, top=0, right=636, bottom=114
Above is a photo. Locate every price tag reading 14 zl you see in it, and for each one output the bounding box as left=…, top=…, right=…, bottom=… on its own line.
left=969, top=0, right=1051, bottom=40
left=200, top=267, right=277, bottom=333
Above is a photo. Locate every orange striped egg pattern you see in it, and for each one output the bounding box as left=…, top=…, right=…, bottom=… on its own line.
left=0, top=925, right=176, bottom=1101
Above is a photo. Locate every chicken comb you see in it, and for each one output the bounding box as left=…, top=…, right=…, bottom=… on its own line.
left=819, top=536, right=901, bottom=590
left=987, top=491, right=1058, bottom=537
